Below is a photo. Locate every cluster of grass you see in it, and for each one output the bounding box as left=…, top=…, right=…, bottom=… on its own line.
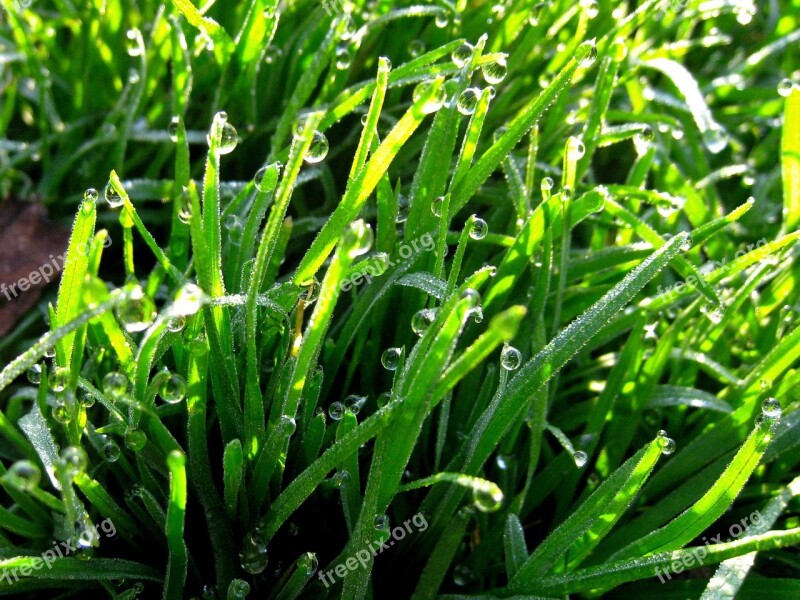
left=1, top=0, right=800, bottom=598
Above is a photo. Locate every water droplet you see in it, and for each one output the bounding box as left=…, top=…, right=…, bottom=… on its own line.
left=396, top=196, right=410, bottom=223
left=541, top=177, right=554, bottom=192
left=60, top=446, right=88, bottom=475
left=84, top=188, right=99, bottom=203
left=373, top=514, right=389, bottom=530
left=49, top=367, right=70, bottom=392
left=341, top=395, right=364, bottom=416
left=303, top=130, right=329, bottom=164
left=329, top=402, right=345, bottom=420
left=409, top=40, right=426, bottom=57
left=577, top=40, right=597, bottom=67
left=157, top=372, right=187, bottom=404
left=656, top=430, right=676, bottom=455
left=376, top=392, right=391, bottom=407
left=52, top=397, right=72, bottom=423
left=5, top=460, right=41, bottom=490
left=79, top=389, right=95, bottom=408
left=567, top=136, right=585, bottom=159
left=500, top=345, right=522, bottom=370
left=778, top=78, right=796, bottom=97
left=679, top=234, right=692, bottom=252
left=452, top=42, right=474, bottom=68
left=299, top=277, right=320, bottom=304
left=412, top=80, right=446, bottom=114
left=333, top=470, right=351, bottom=487
left=411, top=308, right=437, bottom=336
left=124, top=429, right=147, bottom=452
left=167, top=315, right=186, bottom=333
left=345, top=220, right=374, bottom=257
left=168, top=116, right=180, bottom=142
left=104, top=182, right=123, bottom=208
left=27, top=363, right=42, bottom=384
left=103, top=371, right=129, bottom=399
left=381, top=347, right=402, bottom=371
left=299, top=551, right=318, bottom=576
left=460, top=288, right=482, bottom=312
left=116, top=292, right=156, bottom=333
left=434, top=9, right=450, bottom=28
left=126, top=29, right=142, bottom=57
left=335, top=44, right=352, bottom=70
left=573, top=450, right=588, bottom=467
left=228, top=578, right=250, bottom=599
left=218, top=123, right=238, bottom=154
left=761, top=398, right=781, bottom=418
left=481, top=57, right=507, bottom=84
left=453, top=564, right=473, bottom=586
left=279, top=415, right=296, bottom=436
left=103, top=441, right=121, bottom=462
left=560, top=186, right=573, bottom=202
left=469, top=216, right=488, bottom=240
left=702, top=127, right=728, bottom=154
left=580, top=0, right=599, bottom=18
left=528, top=1, right=547, bottom=25
left=239, top=532, right=269, bottom=574
left=432, top=196, right=445, bottom=217
left=457, top=88, right=480, bottom=115
left=472, top=481, right=503, bottom=512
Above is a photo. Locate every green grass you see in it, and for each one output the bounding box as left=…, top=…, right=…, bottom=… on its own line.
left=1, top=0, right=800, bottom=598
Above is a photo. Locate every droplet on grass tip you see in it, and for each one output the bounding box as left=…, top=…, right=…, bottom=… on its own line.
left=381, top=347, right=402, bottom=371
left=656, top=430, right=676, bottom=455
left=500, top=345, right=522, bottom=370
left=761, top=398, right=781, bottom=419
left=451, top=42, right=474, bottom=68
left=329, top=402, right=345, bottom=420
left=411, top=308, right=437, bottom=336
left=469, top=217, right=488, bottom=240
left=472, top=481, right=503, bottom=512
left=573, top=450, right=588, bottom=467
left=482, top=57, right=508, bottom=84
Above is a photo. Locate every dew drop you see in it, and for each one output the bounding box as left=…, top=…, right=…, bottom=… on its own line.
left=344, top=220, right=374, bottom=257
left=567, top=136, right=585, bottom=159
left=299, top=552, right=318, bottom=576
left=335, top=44, right=352, bottom=70
left=431, top=196, right=445, bottom=217
left=373, top=514, right=389, bottom=530
left=303, top=130, right=329, bottom=164
left=580, top=0, right=599, bottom=18
left=381, top=347, right=402, bottom=371
left=702, top=127, right=728, bottom=154
left=656, top=430, right=676, bottom=455
left=104, top=182, right=123, bottom=208
left=84, top=188, right=99, bottom=202
left=52, top=398, right=72, bottom=424
left=469, top=216, right=488, bottom=240
left=333, top=470, right=351, bottom=488
left=49, top=367, right=70, bottom=392
left=5, top=460, right=41, bottom=490
left=279, top=415, right=297, bottom=436
left=778, top=78, right=796, bottom=97
left=239, top=532, right=269, bottom=575
left=167, top=315, right=186, bottom=333
left=299, top=277, right=320, bottom=304
left=124, top=429, right=147, bottom=452
left=411, top=308, right=437, bottom=336
left=27, top=363, right=42, bottom=384
left=168, top=116, right=180, bottom=142
left=573, top=450, right=588, bottom=467
left=60, top=446, right=88, bottom=475
left=457, top=88, right=480, bottom=115
left=528, top=1, right=546, bottom=25
left=408, top=39, right=425, bottom=57
left=481, top=57, right=508, bottom=84
left=126, top=29, right=142, bottom=57
left=541, top=176, right=554, bottom=191
left=451, top=42, right=474, bottom=68
left=227, top=578, right=250, bottom=599
left=116, top=292, right=156, bottom=333
left=500, top=345, right=522, bottom=370
left=434, top=9, right=450, bottom=28
left=472, top=481, right=503, bottom=512
left=376, top=392, right=391, bottom=407
left=103, top=441, right=121, bottom=462
left=412, top=80, right=446, bottom=114
left=577, top=40, right=597, bottom=67
left=158, top=373, right=187, bottom=404
left=103, top=371, right=129, bottom=399
left=217, top=122, right=239, bottom=154
left=761, top=397, right=781, bottom=419
left=329, top=402, right=345, bottom=420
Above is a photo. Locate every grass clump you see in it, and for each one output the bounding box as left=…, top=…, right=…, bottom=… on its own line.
left=1, top=0, right=800, bottom=598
